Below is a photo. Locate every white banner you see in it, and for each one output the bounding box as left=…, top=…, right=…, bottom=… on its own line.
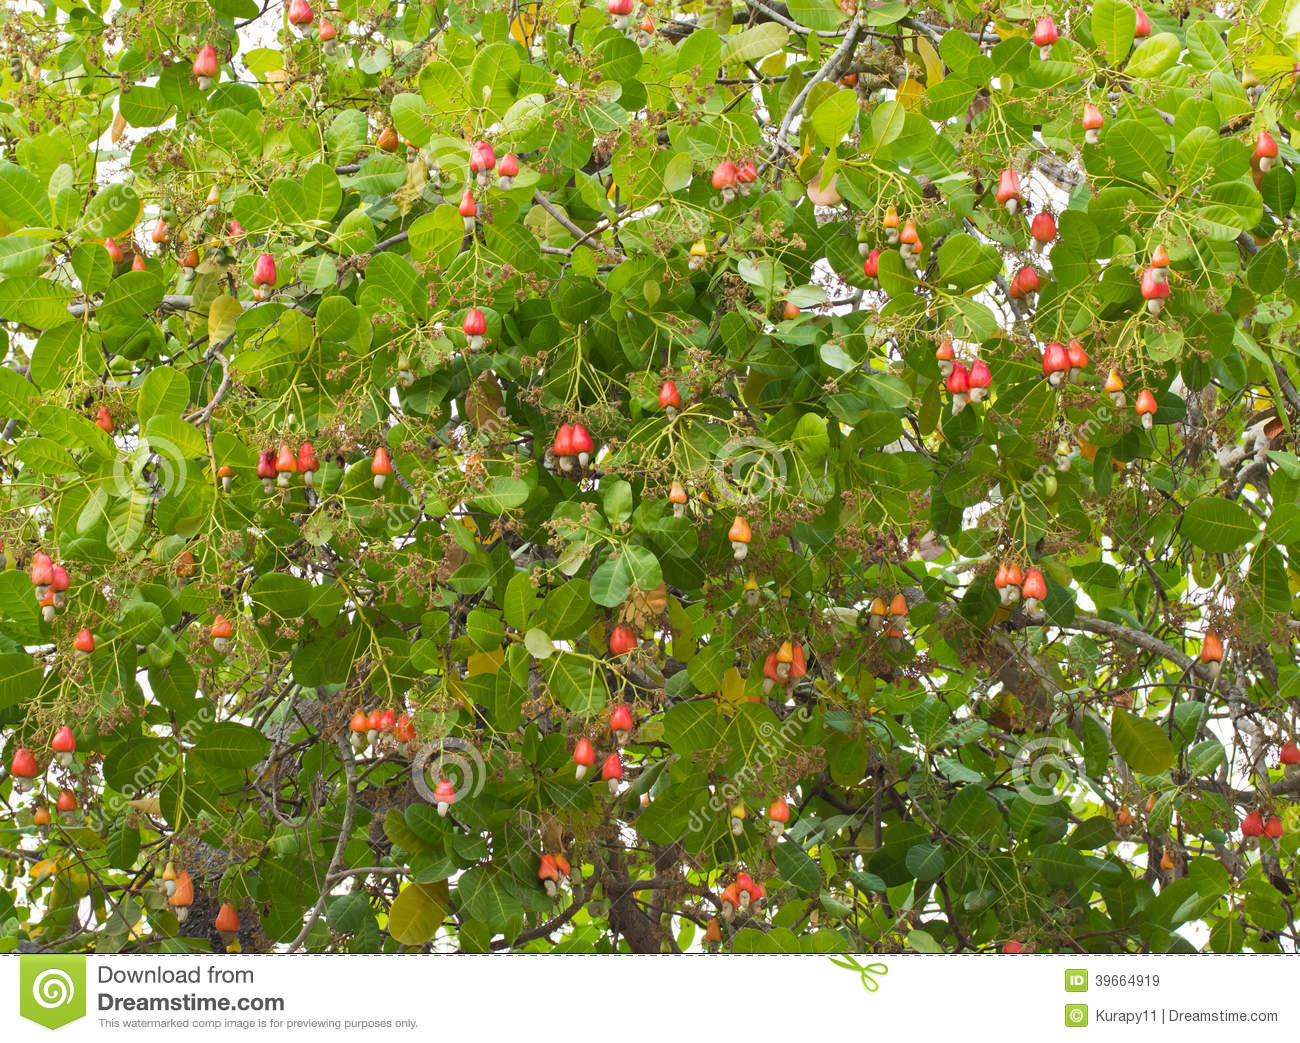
left=1, top=954, right=1291, bottom=1040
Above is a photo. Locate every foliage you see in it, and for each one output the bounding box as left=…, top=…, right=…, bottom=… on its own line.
left=1, top=0, right=1299, bottom=955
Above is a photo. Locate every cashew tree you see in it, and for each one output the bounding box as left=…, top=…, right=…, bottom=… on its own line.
left=1, top=0, right=1300, bottom=954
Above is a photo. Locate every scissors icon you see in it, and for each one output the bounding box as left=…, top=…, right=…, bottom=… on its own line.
left=829, top=955, right=890, bottom=992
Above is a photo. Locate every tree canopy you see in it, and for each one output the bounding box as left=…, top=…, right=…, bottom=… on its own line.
left=2, top=0, right=1300, bottom=955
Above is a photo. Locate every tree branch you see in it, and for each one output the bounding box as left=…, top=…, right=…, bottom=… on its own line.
left=285, top=734, right=357, bottom=953
left=771, top=15, right=864, bottom=159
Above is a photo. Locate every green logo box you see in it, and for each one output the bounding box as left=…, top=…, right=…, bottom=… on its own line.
left=1065, top=968, right=1089, bottom=992
left=1064, top=1003, right=1089, bottom=1028
left=19, top=954, right=87, bottom=1029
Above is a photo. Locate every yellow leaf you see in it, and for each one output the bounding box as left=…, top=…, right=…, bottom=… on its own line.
left=208, top=295, right=242, bottom=343
left=796, top=133, right=813, bottom=172
left=388, top=880, right=448, bottom=945
left=510, top=3, right=541, bottom=46
left=717, top=667, right=747, bottom=711
left=916, top=36, right=943, bottom=86
left=467, top=648, right=504, bottom=677
left=897, top=78, right=924, bottom=112
left=392, top=157, right=427, bottom=216
left=29, top=858, right=56, bottom=881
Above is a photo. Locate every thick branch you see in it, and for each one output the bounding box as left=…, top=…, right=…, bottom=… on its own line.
left=771, top=16, right=864, bottom=158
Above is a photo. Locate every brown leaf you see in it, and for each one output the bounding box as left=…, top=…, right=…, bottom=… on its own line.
left=465, top=372, right=505, bottom=433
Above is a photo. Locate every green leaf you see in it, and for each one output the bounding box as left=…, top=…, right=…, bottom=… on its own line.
left=301, top=164, right=342, bottom=224
left=1191, top=180, right=1263, bottom=239
left=620, top=544, right=661, bottom=590
left=503, top=571, right=539, bottom=631
left=907, top=928, right=944, bottom=953
left=326, top=109, right=369, bottom=162
left=1185, top=20, right=1231, bottom=73
left=786, top=0, right=848, bottom=30
left=208, top=0, right=259, bottom=17
left=468, top=42, right=520, bottom=114
left=1124, top=32, right=1181, bottom=78
left=99, top=269, right=165, bottom=326
left=106, top=821, right=141, bottom=871
left=78, top=183, right=141, bottom=241
left=936, top=233, right=1001, bottom=291
left=316, top=296, right=360, bottom=342
left=408, top=205, right=466, bottom=269
left=660, top=701, right=723, bottom=755
left=546, top=652, right=608, bottom=714
left=1182, top=497, right=1257, bottom=553
left=118, top=86, right=174, bottom=128
left=590, top=556, right=630, bottom=607
left=1032, top=843, right=1087, bottom=886
left=1173, top=126, right=1220, bottom=186
left=524, top=627, right=553, bottom=659
left=721, top=24, right=789, bottom=66
left=390, top=93, right=430, bottom=146
left=0, top=654, right=45, bottom=711
left=15, top=437, right=76, bottom=475
left=191, top=722, right=271, bottom=769
left=1111, top=710, right=1176, bottom=775
left=250, top=572, right=314, bottom=620
left=469, top=475, right=530, bottom=512
left=772, top=841, right=821, bottom=893
left=0, top=233, right=52, bottom=276
left=1187, top=738, right=1226, bottom=777
left=540, top=579, right=591, bottom=638
left=137, top=367, right=190, bottom=424
left=107, top=491, right=149, bottom=553
left=345, top=154, right=408, bottom=196
left=810, top=90, right=857, bottom=147
left=0, top=275, right=73, bottom=328
left=1102, top=119, right=1168, bottom=189
left=1091, top=0, right=1136, bottom=64
left=145, top=415, right=207, bottom=460
left=905, top=842, right=946, bottom=881
left=0, top=163, right=53, bottom=228
left=602, top=480, right=633, bottom=525
left=867, top=99, right=906, bottom=149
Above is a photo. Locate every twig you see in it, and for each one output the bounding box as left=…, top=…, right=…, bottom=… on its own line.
left=183, top=342, right=233, bottom=425
left=285, top=733, right=357, bottom=953
left=531, top=190, right=589, bottom=241
left=491, top=899, right=583, bottom=949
